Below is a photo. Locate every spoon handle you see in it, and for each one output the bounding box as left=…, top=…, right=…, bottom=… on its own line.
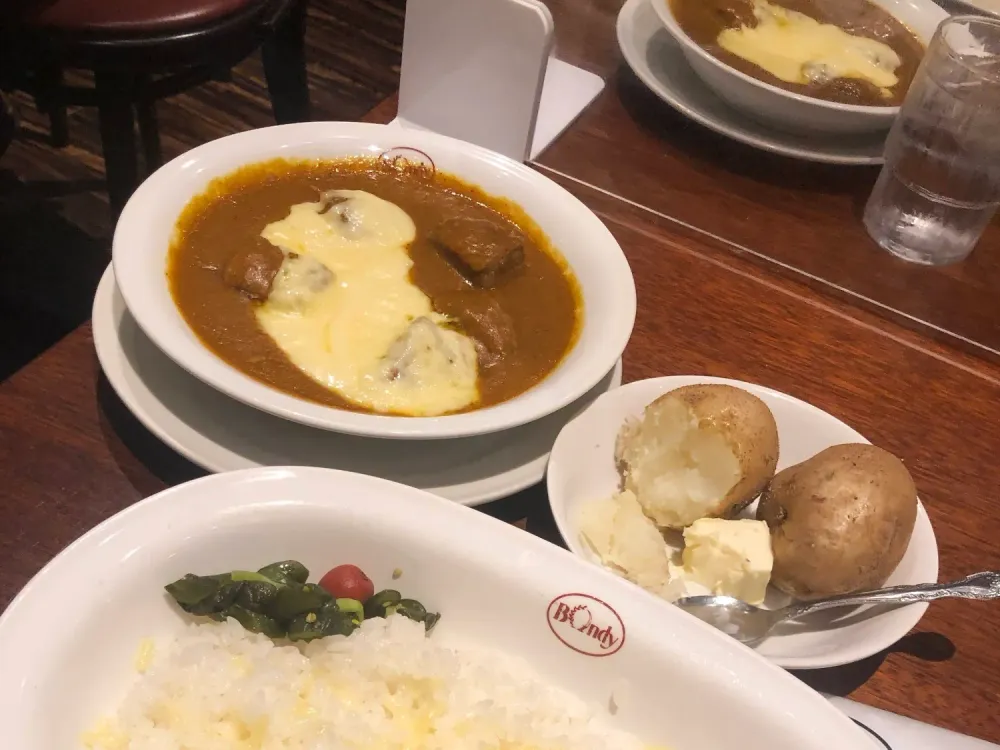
left=784, top=571, right=1000, bottom=620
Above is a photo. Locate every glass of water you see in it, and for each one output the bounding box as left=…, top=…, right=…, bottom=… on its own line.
left=864, top=16, right=1000, bottom=266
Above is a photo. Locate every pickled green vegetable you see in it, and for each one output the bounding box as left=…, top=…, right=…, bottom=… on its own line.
left=227, top=605, right=285, bottom=638
left=165, top=574, right=221, bottom=607
left=336, top=598, right=364, bottom=624
left=164, top=561, right=439, bottom=643
left=258, top=560, right=309, bottom=586
left=397, top=598, right=427, bottom=622
left=235, top=580, right=280, bottom=611
left=364, top=589, right=402, bottom=619
left=287, top=609, right=357, bottom=642
left=423, top=612, right=441, bottom=632
left=268, top=583, right=332, bottom=621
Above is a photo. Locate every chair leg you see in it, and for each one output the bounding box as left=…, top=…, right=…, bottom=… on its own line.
left=49, top=104, right=69, bottom=148
left=136, top=97, right=163, bottom=174
left=36, top=63, right=69, bottom=147
left=95, top=68, right=139, bottom=218
left=262, top=0, right=311, bottom=124
left=0, top=91, right=15, bottom=160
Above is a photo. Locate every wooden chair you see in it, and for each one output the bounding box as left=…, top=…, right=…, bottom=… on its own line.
left=1, top=0, right=310, bottom=216
left=0, top=92, right=13, bottom=160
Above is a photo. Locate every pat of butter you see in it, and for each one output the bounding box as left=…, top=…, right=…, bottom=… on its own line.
left=718, top=0, right=901, bottom=94
left=680, top=518, right=773, bottom=605
left=579, top=491, right=684, bottom=600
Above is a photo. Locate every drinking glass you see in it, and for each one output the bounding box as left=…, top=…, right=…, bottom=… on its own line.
left=864, top=16, right=1000, bottom=266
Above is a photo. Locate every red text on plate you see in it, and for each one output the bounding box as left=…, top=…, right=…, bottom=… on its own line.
left=547, top=593, right=625, bottom=657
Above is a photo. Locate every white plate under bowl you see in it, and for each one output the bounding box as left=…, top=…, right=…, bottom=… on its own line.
left=616, top=0, right=889, bottom=165
left=0, top=467, right=876, bottom=750
left=547, top=376, right=939, bottom=670
left=113, top=122, right=636, bottom=440
left=93, top=266, right=622, bottom=506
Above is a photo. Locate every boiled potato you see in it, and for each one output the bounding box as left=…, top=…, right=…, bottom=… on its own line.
left=757, top=443, right=918, bottom=600
left=577, top=490, right=683, bottom=600
left=616, top=384, right=779, bottom=529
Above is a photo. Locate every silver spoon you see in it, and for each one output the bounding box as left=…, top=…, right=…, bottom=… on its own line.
left=674, top=571, right=1000, bottom=646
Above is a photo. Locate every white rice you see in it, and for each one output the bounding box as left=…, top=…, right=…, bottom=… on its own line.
left=83, top=615, right=648, bottom=750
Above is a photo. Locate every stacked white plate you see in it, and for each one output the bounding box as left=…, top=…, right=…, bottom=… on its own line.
left=96, top=123, right=637, bottom=506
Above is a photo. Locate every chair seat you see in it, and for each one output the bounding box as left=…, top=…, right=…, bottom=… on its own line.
left=24, top=0, right=260, bottom=33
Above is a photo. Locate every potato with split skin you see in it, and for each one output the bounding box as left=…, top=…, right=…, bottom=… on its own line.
left=616, top=384, right=780, bottom=529
left=757, top=443, right=918, bottom=600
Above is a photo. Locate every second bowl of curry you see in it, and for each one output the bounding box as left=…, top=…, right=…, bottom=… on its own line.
left=113, top=123, right=636, bottom=440
left=652, top=0, right=948, bottom=135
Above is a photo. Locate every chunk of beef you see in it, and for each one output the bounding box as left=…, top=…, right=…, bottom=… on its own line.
left=381, top=317, right=479, bottom=384
left=430, top=217, right=525, bottom=288
left=223, top=244, right=285, bottom=300
left=268, top=252, right=335, bottom=310
left=432, top=292, right=517, bottom=369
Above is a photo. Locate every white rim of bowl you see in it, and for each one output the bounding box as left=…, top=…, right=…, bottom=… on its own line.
left=113, top=122, right=636, bottom=440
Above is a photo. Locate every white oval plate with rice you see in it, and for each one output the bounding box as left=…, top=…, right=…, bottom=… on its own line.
left=0, top=467, right=875, bottom=750
left=547, top=376, right=939, bottom=670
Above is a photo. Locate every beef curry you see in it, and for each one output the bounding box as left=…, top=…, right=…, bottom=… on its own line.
left=670, top=0, right=925, bottom=106
left=167, top=157, right=581, bottom=416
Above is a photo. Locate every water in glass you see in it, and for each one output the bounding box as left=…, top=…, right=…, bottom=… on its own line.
left=864, top=17, right=1000, bottom=266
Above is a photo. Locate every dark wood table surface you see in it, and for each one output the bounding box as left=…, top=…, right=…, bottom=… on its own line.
left=539, top=0, right=1000, bottom=362
left=4, top=1, right=1000, bottom=743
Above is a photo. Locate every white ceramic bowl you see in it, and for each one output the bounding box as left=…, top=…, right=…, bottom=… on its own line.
left=651, top=0, right=949, bottom=135
left=944, top=0, right=1000, bottom=17
left=112, top=122, right=635, bottom=440
left=547, top=376, right=940, bottom=670
left=0, top=467, right=876, bottom=750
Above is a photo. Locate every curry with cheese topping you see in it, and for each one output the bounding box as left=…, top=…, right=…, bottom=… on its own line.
left=670, top=0, right=925, bottom=105
left=167, top=157, right=581, bottom=417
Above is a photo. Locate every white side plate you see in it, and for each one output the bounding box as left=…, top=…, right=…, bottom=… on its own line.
left=547, top=375, right=939, bottom=670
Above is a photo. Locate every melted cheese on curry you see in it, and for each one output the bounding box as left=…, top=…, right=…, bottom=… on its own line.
left=166, top=157, right=581, bottom=417
left=256, top=190, right=480, bottom=416
left=717, top=0, right=902, bottom=96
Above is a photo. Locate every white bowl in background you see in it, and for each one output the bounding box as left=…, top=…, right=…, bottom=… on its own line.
left=0, top=467, right=876, bottom=750
left=547, top=376, right=939, bottom=670
left=112, top=122, right=636, bottom=440
left=943, top=0, right=1000, bottom=16
left=650, top=0, right=949, bottom=135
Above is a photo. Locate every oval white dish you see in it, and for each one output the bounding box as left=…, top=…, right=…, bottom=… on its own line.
left=0, top=467, right=876, bottom=749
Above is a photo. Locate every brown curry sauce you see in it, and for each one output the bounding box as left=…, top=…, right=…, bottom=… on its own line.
left=669, top=0, right=925, bottom=106
left=167, top=157, right=581, bottom=415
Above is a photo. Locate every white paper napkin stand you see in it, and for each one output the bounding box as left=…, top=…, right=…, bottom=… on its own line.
left=388, top=0, right=605, bottom=161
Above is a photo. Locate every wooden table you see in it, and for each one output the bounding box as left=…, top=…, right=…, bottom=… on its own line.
left=3, top=0, right=1000, bottom=743
left=539, top=0, right=1000, bottom=361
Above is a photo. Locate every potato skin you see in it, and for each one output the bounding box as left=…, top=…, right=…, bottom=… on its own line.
left=669, top=384, right=780, bottom=517
left=757, top=444, right=918, bottom=600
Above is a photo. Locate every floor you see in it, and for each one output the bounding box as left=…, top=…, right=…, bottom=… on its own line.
left=0, top=0, right=405, bottom=381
